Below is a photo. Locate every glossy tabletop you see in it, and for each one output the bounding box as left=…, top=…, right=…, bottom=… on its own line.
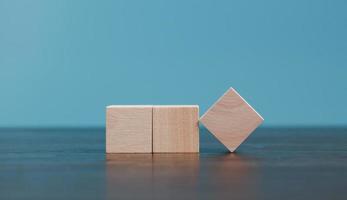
left=0, top=127, right=346, bottom=200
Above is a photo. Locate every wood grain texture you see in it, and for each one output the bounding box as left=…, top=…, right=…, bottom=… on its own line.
left=153, top=106, right=199, bottom=153
left=106, top=106, right=152, bottom=153
left=200, top=88, right=264, bottom=152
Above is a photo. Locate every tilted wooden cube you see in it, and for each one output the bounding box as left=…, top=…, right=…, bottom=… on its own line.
left=200, top=88, right=264, bottom=152
left=106, top=105, right=152, bottom=153
left=153, top=106, right=199, bottom=153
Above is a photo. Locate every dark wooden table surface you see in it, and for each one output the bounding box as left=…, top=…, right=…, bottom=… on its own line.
left=0, top=127, right=346, bottom=200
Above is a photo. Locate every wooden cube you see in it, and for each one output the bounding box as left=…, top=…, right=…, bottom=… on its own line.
left=153, top=106, right=199, bottom=153
left=200, top=88, right=264, bottom=152
left=106, top=105, right=152, bottom=153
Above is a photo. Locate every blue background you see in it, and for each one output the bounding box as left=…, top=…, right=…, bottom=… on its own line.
left=0, top=0, right=346, bottom=127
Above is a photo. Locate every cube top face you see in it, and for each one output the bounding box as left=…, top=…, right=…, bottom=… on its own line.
left=153, top=106, right=199, bottom=153
left=200, top=88, right=264, bottom=152
left=107, top=105, right=152, bottom=108
left=106, top=106, right=152, bottom=153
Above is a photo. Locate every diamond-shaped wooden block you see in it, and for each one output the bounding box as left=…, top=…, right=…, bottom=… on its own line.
left=200, top=88, right=264, bottom=152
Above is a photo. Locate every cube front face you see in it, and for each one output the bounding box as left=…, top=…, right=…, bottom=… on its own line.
left=200, top=88, right=263, bottom=152
left=106, top=106, right=152, bottom=153
left=153, top=106, right=199, bottom=153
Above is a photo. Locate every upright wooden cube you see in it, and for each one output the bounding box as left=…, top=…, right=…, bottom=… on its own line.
left=106, top=105, right=152, bottom=153
left=153, top=106, right=199, bottom=153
